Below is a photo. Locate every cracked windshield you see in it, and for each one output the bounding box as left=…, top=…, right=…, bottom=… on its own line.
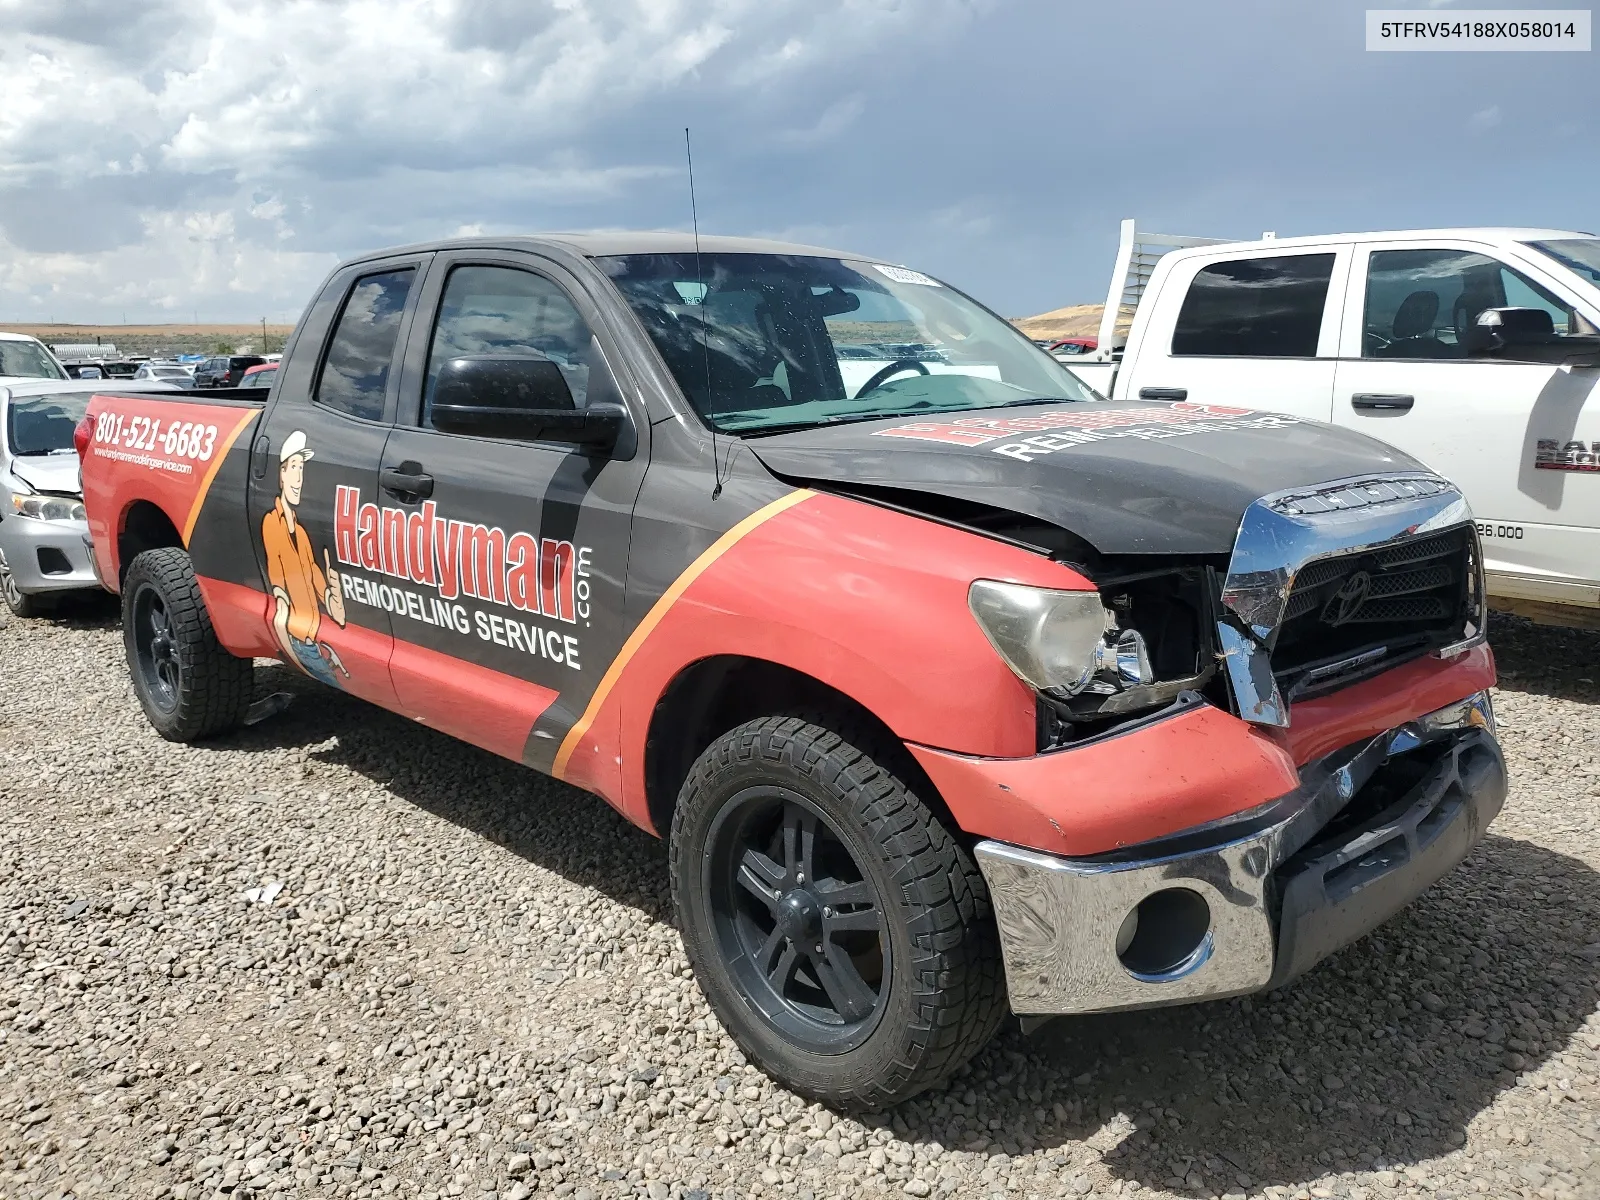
left=600, top=252, right=1097, bottom=433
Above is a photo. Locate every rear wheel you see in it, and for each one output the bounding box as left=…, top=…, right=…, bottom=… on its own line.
left=670, top=716, right=1006, bottom=1109
left=122, top=547, right=254, bottom=741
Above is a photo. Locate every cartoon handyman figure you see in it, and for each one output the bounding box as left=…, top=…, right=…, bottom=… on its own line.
left=261, top=430, right=349, bottom=686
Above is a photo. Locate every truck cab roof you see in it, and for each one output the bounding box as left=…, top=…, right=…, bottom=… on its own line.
left=337, top=231, right=885, bottom=269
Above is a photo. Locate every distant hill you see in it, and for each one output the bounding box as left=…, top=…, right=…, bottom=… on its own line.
left=0, top=323, right=294, bottom=358
left=1010, top=303, right=1134, bottom=344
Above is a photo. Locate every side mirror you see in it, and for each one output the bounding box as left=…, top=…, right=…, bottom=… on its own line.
left=1463, top=307, right=1600, bottom=365
left=1462, top=307, right=1555, bottom=356
left=430, top=354, right=627, bottom=448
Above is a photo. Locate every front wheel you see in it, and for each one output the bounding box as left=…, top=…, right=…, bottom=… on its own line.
left=669, top=716, right=1006, bottom=1109
left=122, top=547, right=254, bottom=741
left=0, top=549, right=49, bottom=618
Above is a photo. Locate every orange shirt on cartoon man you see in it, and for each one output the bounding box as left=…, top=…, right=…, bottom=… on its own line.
left=260, top=430, right=348, bottom=684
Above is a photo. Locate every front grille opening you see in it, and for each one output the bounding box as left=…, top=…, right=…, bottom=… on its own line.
left=1273, top=525, right=1474, bottom=698
left=1322, top=834, right=1410, bottom=903
left=1415, top=782, right=1465, bottom=848
left=1291, top=742, right=1446, bottom=859
left=36, top=547, right=73, bottom=576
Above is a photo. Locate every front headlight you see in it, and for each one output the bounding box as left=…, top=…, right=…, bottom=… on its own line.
left=969, top=580, right=1152, bottom=697
left=10, top=494, right=86, bottom=523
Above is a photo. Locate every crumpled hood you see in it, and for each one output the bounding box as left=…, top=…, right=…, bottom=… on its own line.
left=748, top=400, right=1426, bottom=556
left=8, top=454, right=82, bottom=497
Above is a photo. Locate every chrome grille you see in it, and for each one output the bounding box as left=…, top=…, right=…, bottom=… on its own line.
left=1272, top=525, right=1473, bottom=696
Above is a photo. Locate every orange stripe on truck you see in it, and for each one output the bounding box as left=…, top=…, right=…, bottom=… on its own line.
left=552, top=489, right=814, bottom=780
left=182, top=410, right=259, bottom=544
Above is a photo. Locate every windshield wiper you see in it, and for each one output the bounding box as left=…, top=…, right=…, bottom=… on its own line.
left=14, top=448, right=74, bottom=456
left=733, top=410, right=951, bottom=437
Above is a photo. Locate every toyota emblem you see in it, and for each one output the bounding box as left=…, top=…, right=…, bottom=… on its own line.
left=1321, top=571, right=1372, bottom=627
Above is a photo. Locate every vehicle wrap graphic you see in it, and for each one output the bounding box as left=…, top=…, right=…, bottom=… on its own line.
left=871, top=401, right=1303, bottom=461
left=79, top=393, right=263, bottom=586
left=551, top=489, right=814, bottom=780
left=332, top=486, right=587, bottom=626
left=553, top=488, right=1091, bottom=830
left=262, top=431, right=350, bottom=688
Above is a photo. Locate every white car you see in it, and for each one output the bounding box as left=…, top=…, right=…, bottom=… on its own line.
left=0, top=331, right=69, bottom=382
left=1061, top=222, right=1600, bottom=627
left=132, top=362, right=197, bottom=387
left=0, top=378, right=177, bottom=616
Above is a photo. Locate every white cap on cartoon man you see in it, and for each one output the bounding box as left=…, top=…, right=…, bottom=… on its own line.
left=279, top=430, right=315, bottom=464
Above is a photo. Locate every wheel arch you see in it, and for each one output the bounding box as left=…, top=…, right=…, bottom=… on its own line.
left=641, top=654, right=960, bottom=844
left=116, top=498, right=184, bottom=587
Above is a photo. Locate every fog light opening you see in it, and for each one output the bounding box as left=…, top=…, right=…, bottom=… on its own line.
left=1117, top=887, right=1212, bottom=981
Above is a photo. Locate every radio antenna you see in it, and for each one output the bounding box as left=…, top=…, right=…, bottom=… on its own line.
left=686, top=127, right=723, bottom=499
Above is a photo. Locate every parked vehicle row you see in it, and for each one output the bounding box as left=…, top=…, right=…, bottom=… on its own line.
left=1062, top=221, right=1600, bottom=628
left=52, top=231, right=1505, bottom=1109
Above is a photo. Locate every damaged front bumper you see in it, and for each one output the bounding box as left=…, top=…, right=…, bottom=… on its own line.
left=973, top=692, right=1504, bottom=1017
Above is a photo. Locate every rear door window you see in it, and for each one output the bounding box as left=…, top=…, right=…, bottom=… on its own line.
left=1172, top=253, right=1336, bottom=357
left=316, top=268, right=416, bottom=420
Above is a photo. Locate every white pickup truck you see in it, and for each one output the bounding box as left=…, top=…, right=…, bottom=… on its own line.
left=1063, top=221, right=1600, bottom=627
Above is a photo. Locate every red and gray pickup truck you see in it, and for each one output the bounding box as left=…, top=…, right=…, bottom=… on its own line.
left=75, top=233, right=1505, bottom=1108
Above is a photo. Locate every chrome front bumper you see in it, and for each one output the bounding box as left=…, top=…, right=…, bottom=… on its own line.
left=974, top=692, right=1503, bottom=1017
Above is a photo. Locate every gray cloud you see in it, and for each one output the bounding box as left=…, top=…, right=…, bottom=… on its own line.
left=1, top=0, right=1595, bottom=323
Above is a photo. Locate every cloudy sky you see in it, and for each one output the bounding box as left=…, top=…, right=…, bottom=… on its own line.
left=1, top=0, right=1596, bottom=324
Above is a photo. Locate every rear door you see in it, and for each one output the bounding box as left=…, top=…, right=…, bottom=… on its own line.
left=245, top=254, right=432, bottom=709
left=1331, top=240, right=1600, bottom=604
left=377, top=250, right=649, bottom=772
left=1116, top=245, right=1350, bottom=421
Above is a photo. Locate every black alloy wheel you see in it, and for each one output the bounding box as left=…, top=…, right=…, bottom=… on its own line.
left=120, top=547, right=254, bottom=741
left=670, top=716, right=1006, bottom=1109
left=706, top=787, right=888, bottom=1053
left=131, top=581, right=181, bottom=712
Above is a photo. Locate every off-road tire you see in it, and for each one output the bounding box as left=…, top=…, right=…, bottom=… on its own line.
left=122, top=547, right=254, bottom=741
left=0, top=549, right=49, bottom=618
left=670, top=715, right=1006, bottom=1110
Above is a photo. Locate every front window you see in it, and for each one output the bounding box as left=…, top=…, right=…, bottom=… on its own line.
left=599, top=253, right=1095, bottom=433
left=1527, top=238, right=1600, bottom=287
left=6, top=392, right=90, bottom=456
left=1363, top=248, right=1596, bottom=359
left=423, top=265, right=597, bottom=425
left=0, top=340, right=66, bottom=381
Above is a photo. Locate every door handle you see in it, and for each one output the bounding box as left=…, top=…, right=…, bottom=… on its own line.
left=1139, top=387, right=1188, bottom=401
left=380, top=464, right=434, bottom=500
left=250, top=435, right=270, bottom=479
left=1350, top=393, right=1415, bottom=411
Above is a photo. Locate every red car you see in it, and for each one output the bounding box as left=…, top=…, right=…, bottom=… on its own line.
left=1047, top=336, right=1098, bottom=357
left=240, top=362, right=278, bottom=388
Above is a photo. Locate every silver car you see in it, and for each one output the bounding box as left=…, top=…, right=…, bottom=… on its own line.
left=0, top=379, right=176, bottom=616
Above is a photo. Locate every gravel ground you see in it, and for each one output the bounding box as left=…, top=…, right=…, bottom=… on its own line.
left=1, top=598, right=1597, bottom=1200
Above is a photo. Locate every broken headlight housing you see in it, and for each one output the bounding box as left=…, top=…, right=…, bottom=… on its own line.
left=970, top=570, right=1221, bottom=743
left=968, top=580, right=1155, bottom=699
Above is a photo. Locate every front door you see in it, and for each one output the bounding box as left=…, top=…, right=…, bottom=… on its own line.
left=377, top=251, right=649, bottom=773
left=1331, top=242, right=1600, bottom=604
left=247, top=257, right=430, bottom=710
